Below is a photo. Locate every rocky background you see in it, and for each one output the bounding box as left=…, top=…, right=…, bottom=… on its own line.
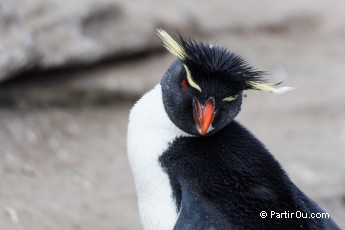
left=0, top=0, right=345, bottom=229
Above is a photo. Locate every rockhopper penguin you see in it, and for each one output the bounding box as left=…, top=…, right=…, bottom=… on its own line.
left=127, top=30, right=340, bottom=230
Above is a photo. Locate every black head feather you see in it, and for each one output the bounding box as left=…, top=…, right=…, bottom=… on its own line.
left=159, top=31, right=270, bottom=136
left=159, top=30, right=293, bottom=136
left=176, top=34, right=266, bottom=88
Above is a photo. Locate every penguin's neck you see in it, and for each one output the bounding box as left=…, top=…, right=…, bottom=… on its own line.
left=127, top=84, right=189, bottom=230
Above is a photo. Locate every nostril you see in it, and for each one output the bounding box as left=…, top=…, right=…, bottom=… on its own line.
left=193, top=98, right=202, bottom=129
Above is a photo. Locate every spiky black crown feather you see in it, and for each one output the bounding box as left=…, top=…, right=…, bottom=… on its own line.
left=157, top=29, right=294, bottom=94
left=176, top=34, right=265, bottom=84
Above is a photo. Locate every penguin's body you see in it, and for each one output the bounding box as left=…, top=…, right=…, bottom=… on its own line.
left=127, top=30, right=339, bottom=230
left=128, top=84, right=189, bottom=229
left=160, top=120, right=337, bottom=229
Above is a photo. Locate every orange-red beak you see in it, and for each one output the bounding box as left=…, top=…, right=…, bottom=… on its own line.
left=193, top=97, right=216, bottom=135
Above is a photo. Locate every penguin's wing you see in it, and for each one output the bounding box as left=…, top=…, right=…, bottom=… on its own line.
left=297, top=189, right=341, bottom=230
left=173, top=184, right=231, bottom=230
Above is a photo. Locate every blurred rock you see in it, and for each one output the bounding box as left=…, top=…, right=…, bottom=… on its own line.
left=0, top=54, right=174, bottom=107
left=0, top=0, right=35, bottom=81
left=1, top=0, right=345, bottom=83
left=12, top=0, right=162, bottom=69
left=0, top=0, right=172, bottom=82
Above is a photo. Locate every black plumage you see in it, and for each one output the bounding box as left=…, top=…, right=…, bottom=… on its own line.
left=176, top=34, right=265, bottom=85
left=160, top=121, right=339, bottom=230
left=157, top=31, right=339, bottom=229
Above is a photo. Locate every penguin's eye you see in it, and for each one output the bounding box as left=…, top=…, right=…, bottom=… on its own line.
left=181, top=79, right=189, bottom=89
left=223, top=95, right=238, bottom=102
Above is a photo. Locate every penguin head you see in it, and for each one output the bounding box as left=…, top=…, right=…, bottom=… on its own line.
left=158, top=30, right=293, bottom=136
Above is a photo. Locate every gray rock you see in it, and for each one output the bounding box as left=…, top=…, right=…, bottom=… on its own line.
left=1, top=0, right=345, bottom=83
left=13, top=0, right=161, bottom=69
left=0, top=0, right=169, bottom=82
left=0, top=0, right=35, bottom=81
left=0, top=54, right=174, bottom=106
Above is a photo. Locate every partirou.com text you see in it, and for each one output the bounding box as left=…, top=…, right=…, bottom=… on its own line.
left=260, top=210, right=330, bottom=219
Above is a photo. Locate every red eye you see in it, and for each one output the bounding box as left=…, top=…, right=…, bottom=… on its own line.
left=182, top=79, right=189, bottom=89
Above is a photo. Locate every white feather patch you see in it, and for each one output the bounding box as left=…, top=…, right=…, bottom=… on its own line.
left=127, top=84, right=190, bottom=230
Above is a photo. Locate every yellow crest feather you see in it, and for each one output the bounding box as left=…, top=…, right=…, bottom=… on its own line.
left=157, top=29, right=187, bottom=60
left=157, top=29, right=202, bottom=92
left=223, top=95, right=238, bottom=102
left=184, top=65, right=202, bottom=92
left=247, top=81, right=294, bottom=94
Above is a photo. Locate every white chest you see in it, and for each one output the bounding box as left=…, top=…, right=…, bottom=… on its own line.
left=127, top=84, right=189, bottom=230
